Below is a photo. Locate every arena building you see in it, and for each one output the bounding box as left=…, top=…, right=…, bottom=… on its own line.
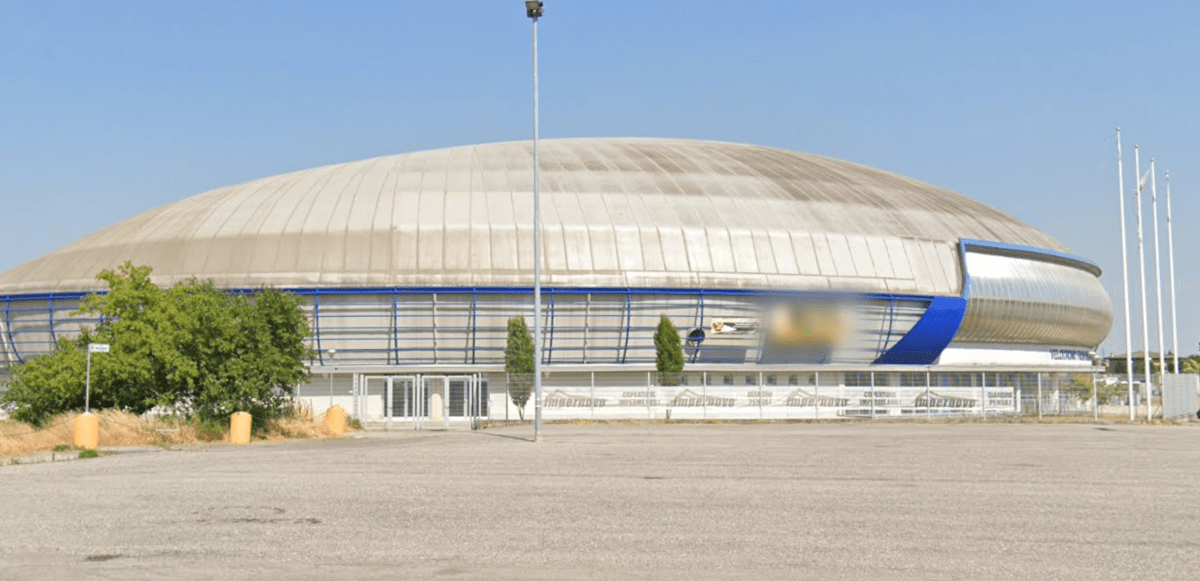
left=0, top=138, right=1113, bottom=423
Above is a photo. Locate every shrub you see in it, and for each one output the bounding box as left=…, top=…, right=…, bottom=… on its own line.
left=0, top=262, right=311, bottom=425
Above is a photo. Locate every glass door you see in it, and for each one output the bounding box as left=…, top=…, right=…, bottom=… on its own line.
left=385, top=375, right=421, bottom=429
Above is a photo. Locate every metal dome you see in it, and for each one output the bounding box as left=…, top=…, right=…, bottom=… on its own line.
left=0, top=138, right=1068, bottom=295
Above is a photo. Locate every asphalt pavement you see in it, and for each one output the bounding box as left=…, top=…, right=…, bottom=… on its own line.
left=1, top=422, right=1198, bottom=580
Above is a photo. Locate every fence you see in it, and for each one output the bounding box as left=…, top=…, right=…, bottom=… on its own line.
left=509, top=370, right=1107, bottom=421
left=1162, top=374, right=1200, bottom=420
left=318, top=370, right=1127, bottom=424
left=299, top=369, right=1198, bottom=426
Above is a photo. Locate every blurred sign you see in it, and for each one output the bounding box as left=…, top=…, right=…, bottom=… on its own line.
left=765, top=302, right=846, bottom=348
left=710, top=318, right=758, bottom=335
left=88, top=343, right=110, bottom=353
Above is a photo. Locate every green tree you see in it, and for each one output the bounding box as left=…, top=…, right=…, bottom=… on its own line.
left=1, top=262, right=311, bottom=425
left=1066, top=374, right=1095, bottom=402
left=504, top=316, right=535, bottom=420
left=0, top=336, right=90, bottom=426
left=1183, top=356, right=1200, bottom=374
left=152, top=280, right=311, bottom=421
left=654, top=315, right=684, bottom=386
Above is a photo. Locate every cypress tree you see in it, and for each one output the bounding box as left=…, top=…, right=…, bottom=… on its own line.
left=654, top=314, right=684, bottom=386
left=504, top=317, right=535, bottom=419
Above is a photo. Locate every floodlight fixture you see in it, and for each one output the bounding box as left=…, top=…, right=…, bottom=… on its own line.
left=526, top=0, right=545, bottom=442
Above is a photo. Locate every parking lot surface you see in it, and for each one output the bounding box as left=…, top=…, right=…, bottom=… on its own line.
left=2, top=422, right=1198, bottom=580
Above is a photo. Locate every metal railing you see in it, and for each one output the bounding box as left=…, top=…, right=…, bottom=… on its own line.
left=317, top=370, right=1165, bottom=425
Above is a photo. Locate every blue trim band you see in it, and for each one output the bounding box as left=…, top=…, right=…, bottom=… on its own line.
left=959, top=238, right=1102, bottom=277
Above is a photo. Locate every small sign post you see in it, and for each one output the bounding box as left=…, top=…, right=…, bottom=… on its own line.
left=85, top=343, right=110, bottom=413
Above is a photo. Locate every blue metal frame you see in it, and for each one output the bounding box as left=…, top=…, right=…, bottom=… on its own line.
left=3, top=299, right=19, bottom=364
left=469, top=291, right=478, bottom=364
left=690, top=291, right=707, bottom=364
left=545, top=291, right=556, bottom=365
left=0, top=236, right=1104, bottom=372
left=392, top=290, right=401, bottom=364
left=621, top=292, right=632, bottom=364
left=48, top=296, right=56, bottom=345
left=313, top=290, right=324, bottom=363
left=1, top=284, right=948, bottom=370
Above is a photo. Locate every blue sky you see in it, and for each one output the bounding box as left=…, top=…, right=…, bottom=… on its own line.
left=0, top=0, right=1196, bottom=357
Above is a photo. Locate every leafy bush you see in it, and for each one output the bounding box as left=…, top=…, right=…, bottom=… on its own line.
left=0, top=262, right=312, bottom=425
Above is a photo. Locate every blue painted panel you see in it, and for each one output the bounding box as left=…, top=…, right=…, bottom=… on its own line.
left=873, top=296, right=966, bottom=365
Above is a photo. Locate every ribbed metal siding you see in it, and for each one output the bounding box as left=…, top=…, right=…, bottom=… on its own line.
left=0, top=288, right=927, bottom=370
left=956, top=252, right=1112, bottom=348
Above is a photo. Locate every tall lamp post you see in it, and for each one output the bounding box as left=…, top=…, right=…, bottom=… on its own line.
left=85, top=342, right=110, bottom=413
left=526, top=0, right=544, bottom=443
left=326, top=348, right=337, bottom=410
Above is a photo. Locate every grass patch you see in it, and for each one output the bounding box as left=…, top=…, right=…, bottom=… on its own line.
left=0, top=402, right=353, bottom=459
left=78, top=449, right=99, bottom=459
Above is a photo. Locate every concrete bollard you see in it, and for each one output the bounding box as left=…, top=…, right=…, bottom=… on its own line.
left=325, top=405, right=347, bottom=435
left=229, top=411, right=252, bottom=445
left=74, top=412, right=99, bottom=450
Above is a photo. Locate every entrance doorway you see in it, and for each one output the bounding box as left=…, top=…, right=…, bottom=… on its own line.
left=360, top=374, right=486, bottom=429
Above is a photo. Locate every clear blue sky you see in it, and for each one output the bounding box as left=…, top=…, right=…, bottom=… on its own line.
left=0, top=0, right=1195, bottom=358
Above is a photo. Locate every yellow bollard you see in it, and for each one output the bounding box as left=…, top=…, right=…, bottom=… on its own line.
left=229, top=411, right=252, bottom=445
left=325, top=405, right=347, bottom=436
left=74, top=412, right=99, bottom=450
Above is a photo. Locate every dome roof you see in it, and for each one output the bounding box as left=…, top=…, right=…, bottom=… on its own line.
left=0, top=138, right=1069, bottom=296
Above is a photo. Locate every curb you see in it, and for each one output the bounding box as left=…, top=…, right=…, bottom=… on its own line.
left=2, top=445, right=165, bottom=467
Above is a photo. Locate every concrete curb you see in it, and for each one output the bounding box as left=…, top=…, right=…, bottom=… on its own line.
left=2, top=445, right=166, bottom=467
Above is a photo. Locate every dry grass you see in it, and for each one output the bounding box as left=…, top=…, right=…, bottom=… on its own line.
left=0, top=404, right=351, bottom=459
left=261, top=404, right=341, bottom=441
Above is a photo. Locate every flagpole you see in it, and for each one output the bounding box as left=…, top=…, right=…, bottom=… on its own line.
left=1134, top=146, right=1153, bottom=421
left=1165, top=170, right=1180, bottom=373
left=1150, top=160, right=1166, bottom=381
left=1116, top=129, right=1135, bottom=421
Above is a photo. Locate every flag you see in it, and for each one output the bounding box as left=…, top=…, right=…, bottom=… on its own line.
left=1138, top=168, right=1151, bottom=192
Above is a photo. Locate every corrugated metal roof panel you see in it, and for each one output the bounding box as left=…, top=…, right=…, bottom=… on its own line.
left=0, top=138, right=1077, bottom=297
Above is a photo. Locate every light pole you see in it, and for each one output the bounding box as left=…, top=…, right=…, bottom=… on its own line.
left=326, top=348, right=337, bottom=409
left=85, top=342, right=110, bottom=413
left=526, top=0, right=544, bottom=443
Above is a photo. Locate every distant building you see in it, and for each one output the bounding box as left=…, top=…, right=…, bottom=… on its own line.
left=1105, top=353, right=1168, bottom=375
